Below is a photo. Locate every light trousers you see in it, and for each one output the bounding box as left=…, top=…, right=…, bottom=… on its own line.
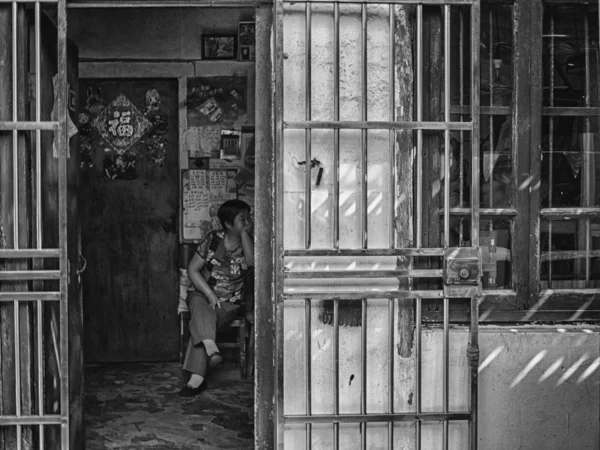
left=182, top=290, right=241, bottom=376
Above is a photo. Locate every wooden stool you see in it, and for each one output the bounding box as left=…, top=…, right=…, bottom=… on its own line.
left=179, top=311, right=249, bottom=380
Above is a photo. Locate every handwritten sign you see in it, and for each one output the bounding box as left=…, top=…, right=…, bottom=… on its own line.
left=182, top=169, right=236, bottom=241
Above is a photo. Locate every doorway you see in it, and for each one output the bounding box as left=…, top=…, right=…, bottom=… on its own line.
left=66, top=3, right=261, bottom=449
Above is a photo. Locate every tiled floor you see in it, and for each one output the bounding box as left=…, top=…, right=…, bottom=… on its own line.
left=84, top=362, right=254, bottom=450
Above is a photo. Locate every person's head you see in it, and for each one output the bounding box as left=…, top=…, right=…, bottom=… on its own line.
left=217, top=199, right=252, bottom=231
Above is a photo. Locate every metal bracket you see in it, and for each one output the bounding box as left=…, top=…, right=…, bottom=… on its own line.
left=443, top=247, right=482, bottom=298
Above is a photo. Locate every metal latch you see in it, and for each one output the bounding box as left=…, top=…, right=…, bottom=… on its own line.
left=443, top=247, right=482, bottom=298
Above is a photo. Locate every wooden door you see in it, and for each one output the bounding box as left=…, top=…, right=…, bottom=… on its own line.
left=79, top=78, right=179, bottom=363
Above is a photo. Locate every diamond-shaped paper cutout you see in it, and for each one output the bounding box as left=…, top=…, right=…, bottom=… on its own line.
left=92, top=94, right=151, bottom=152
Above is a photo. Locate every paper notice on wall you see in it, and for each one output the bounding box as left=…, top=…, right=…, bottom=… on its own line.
left=209, top=170, right=228, bottom=191
left=206, top=170, right=236, bottom=229
left=182, top=170, right=210, bottom=240
left=185, top=126, right=221, bottom=159
left=182, top=169, right=238, bottom=241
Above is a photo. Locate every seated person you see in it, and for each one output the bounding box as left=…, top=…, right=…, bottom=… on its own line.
left=179, top=199, right=254, bottom=397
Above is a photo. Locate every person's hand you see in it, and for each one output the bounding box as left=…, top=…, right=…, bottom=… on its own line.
left=242, top=218, right=254, bottom=236
left=208, top=293, right=221, bottom=309
left=467, top=343, right=479, bottom=367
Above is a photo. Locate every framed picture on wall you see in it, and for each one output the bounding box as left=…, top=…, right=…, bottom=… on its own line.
left=201, top=35, right=237, bottom=60
left=238, top=21, right=255, bottom=61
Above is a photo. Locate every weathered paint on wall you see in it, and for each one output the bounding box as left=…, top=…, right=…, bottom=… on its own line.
left=282, top=3, right=392, bottom=250
left=283, top=321, right=599, bottom=449
left=281, top=5, right=600, bottom=450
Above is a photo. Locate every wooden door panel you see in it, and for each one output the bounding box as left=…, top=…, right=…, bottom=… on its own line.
left=79, top=79, right=179, bottom=362
left=36, top=11, right=82, bottom=449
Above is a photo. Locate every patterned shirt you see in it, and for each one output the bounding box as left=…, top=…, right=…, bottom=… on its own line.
left=196, top=230, right=249, bottom=303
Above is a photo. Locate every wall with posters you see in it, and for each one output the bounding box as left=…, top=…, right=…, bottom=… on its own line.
left=70, top=8, right=257, bottom=246
left=181, top=75, right=256, bottom=243
left=69, top=8, right=257, bottom=362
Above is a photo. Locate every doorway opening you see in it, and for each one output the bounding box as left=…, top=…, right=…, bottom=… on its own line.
left=67, top=4, right=260, bottom=449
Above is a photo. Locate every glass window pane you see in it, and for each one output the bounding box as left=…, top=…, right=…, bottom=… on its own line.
left=542, top=4, right=599, bottom=109
left=481, top=114, right=512, bottom=209
left=541, top=219, right=600, bottom=288
left=542, top=3, right=600, bottom=208
left=480, top=4, right=513, bottom=108
left=541, top=117, right=600, bottom=208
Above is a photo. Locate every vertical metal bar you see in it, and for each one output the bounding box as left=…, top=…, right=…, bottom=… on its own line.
left=488, top=7, right=494, bottom=210
left=459, top=7, right=465, bottom=228
left=12, top=0, right=18, bottom=249
left=16, top=423, right=22, bottom=450
left=333, top=2, right=340, bottom=250
left=361, top=3, right=368, bottom=250
left=37, top=300, right=43, bottom=416
left=389, top=4, right=396, bottom=250
left=274, top=1, right=285, bottom=448
left=387, top=298, right=395, bottom=449
left=39, top=424, right=44, bottom=450
left=469, top=295, right=479, bottom=450
left=548, top=13, right=555, bottom=287
left=305, top=2, right=312, bottom=250
left=57, top=0, right=70, bottom=447
left=470, top=3, right=481, bottom=447
left=444, top=5, right=451, bottom=249
left=415, top=297, right=422, bottom=449
left=14, top=301, right=21, bottom=417
left=443, top=297, right=449, bottom=450
left=35, top=1, right=42, bottom=249
left=305, top=299, right=312, bottom=449
left=584, top=7, right=591, bottom=284
left=333, top=299, right=340, bottom=450
left=360, top=298, right=367, bottom=450
left=14, top=302, right=22, bottom=449
left=471, top=0, right=481, bottom=248
left=416, top=5, right=423, bottom=248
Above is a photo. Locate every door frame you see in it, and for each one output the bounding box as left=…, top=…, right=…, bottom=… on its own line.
left=75, top=9, right=276, bottom=449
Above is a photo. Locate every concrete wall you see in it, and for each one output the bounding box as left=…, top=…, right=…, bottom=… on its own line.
left=283, top=320, right=600, bottom=449
left=68, top=7, right=255, bottom=60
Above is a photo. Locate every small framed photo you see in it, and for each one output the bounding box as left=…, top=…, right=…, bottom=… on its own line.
left=201, top=35, right=237, bottom=60
left=238, top=21, right=255, bottom=61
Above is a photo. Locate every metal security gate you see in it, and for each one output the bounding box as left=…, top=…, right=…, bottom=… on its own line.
left=0, top=0, right=72, bottom=448
left=274, top=0, right=481, bottom=448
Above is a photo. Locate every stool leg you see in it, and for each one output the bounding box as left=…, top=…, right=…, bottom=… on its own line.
left=239, top=321, right=247, bottom=380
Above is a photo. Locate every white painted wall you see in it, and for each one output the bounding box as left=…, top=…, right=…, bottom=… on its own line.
left=280, top=5, right=599, bottom=450
left=283, top=320, right=600, bottom=449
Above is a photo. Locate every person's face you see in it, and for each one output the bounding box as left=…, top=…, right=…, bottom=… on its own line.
left=228, top=210, right=252, bottom=234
